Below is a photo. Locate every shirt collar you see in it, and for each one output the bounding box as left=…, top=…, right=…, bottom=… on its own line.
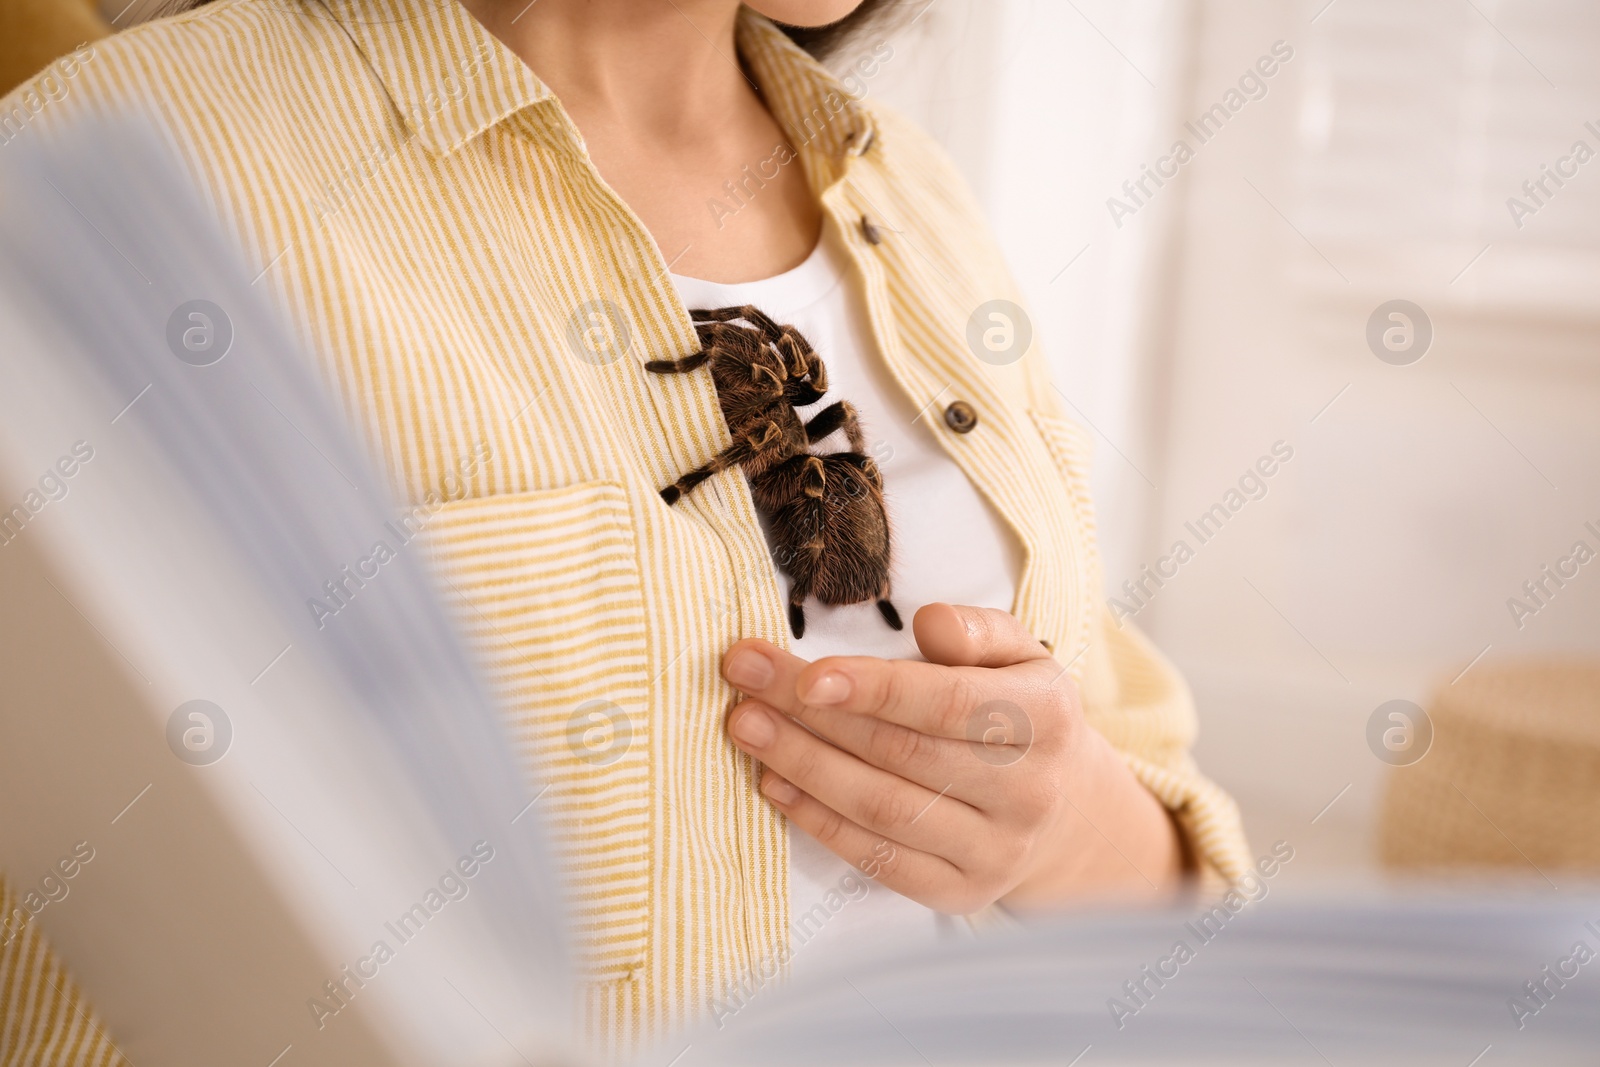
left=316, top=0, right=552, bottom=155
left=735, top=10, right=878, bottom=189
left=322, top=0, right=876, bottom=173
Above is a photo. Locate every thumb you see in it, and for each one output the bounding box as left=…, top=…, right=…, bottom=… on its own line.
left=912, top=603, right=1053, bottom=668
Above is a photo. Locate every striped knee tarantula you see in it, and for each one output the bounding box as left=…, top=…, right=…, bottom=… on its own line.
left=645, top=306, right=902, bottom=639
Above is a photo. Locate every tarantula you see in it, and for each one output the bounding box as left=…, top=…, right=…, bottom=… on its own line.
left=645, top=306, right=902, bottom=639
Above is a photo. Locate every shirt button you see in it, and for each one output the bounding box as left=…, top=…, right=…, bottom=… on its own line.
left=944, top=401, right=978, bottom=434
left=860, top=214, right=883, bottom=245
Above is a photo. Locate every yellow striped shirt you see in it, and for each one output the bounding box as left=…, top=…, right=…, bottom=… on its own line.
left=0, top=0, right=1250, bottom=1058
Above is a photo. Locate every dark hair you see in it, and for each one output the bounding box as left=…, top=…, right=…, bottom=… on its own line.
left=164, top=1, right=899, bottom=59
left=775, top=0, right=899, bottom=59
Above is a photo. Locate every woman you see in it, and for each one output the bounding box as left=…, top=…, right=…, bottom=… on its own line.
left=1, top=0, right=1249, bottom=1055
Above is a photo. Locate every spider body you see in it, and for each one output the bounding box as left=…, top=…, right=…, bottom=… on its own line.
left=645, top=306, right=902, bottom=638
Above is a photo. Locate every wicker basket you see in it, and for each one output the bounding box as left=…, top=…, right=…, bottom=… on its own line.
left=1379, top=660, right=1600, bottom=871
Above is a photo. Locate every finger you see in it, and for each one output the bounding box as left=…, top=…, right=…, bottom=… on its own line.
left=727, top=701, right=984, bottom=857
left=792, top=654, right=1066, bottom=744
left=780, top=701, right=1010, bottom=804
left=913, top=603, right=1055, bottom=668
left=722, top=638, right=811, bottom=715
left=756, top=771, right=974, bottom=913
left=726, top=633, right=972, bottom=735
left=724, top=637, right=1021, bottom=800
left=722, top=635, right=1067, bottom=752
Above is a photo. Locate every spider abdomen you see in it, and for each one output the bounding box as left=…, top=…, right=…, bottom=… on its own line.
left=754, top=453, right=897, bottom=637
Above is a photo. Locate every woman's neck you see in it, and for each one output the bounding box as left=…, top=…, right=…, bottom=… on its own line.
left=457, top=0, right=752, bottom=142
left=455, top=0, right=823, bottom=283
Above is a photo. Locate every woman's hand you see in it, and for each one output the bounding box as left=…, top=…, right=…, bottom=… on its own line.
left=721, top=603, right=1189, bottom=914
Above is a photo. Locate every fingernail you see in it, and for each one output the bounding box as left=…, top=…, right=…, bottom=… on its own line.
left=762, top=774, right=800, bottom=805
left=725, top=648, right=774, bottom=691
left=802, top=670, right=851, bottom=705
left=730, top=706, right=776, bottom=748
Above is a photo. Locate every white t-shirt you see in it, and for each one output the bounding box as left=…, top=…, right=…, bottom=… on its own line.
left=672, top=225, right=1022, bottom=976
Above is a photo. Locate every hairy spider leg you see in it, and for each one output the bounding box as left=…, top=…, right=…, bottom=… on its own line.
left=693, top=303, right=785, bottom=339
left=643, top=351, right=710, bottom=374
left=780, top=456, right=830, bottom=638
left=801, top=353, right=827, bottom=392
left=774, top=328, right=820, bottom=381
left=787, top=378, right=827, bottom=407
left=657, top=419, right=788, bottom=505
left=690, top=305, right=753, bottom=324
left=787, top=589, right=810, bottom=638
left=692, top=319, right=761, bottom=356
left=803, top=400, right=866, bottom=450
left=693, top=306, right=820, bottom=383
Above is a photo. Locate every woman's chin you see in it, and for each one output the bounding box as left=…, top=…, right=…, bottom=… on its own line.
left=745, top=0, right=867, bottom=30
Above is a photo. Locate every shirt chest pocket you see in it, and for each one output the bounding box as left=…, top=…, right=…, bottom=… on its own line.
left=423, top=481, right=651, bottom=981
